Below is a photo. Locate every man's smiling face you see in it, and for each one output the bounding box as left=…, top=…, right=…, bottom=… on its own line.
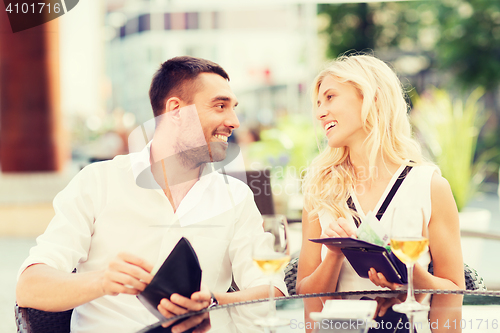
left=185, top=72, right=240, bottom=163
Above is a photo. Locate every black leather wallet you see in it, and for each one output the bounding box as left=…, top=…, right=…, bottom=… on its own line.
left=309, top=237, right=407, bottom=284
left=137, top=237, right=202, bottom=323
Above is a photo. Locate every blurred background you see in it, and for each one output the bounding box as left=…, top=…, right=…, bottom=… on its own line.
left=1, top=0, right=499, bottom=331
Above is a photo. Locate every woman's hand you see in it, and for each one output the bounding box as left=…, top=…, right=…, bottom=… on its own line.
left=321, top=217, right=357, bottom=254
left=373, top=296, right=402, bottom=318
left=323, top=217, right=357, bottom=238
left=368, top=268, right=402, bottom=290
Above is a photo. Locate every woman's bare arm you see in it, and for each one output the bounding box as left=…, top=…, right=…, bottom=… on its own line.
left=413, top=173, right=465, bottom=290
left=296, top=209, right=344, bottom=295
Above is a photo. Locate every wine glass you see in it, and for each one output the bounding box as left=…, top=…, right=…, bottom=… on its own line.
left=252, top=214, right=291, bottom=328
left=390, top=207, right=430, bottom=313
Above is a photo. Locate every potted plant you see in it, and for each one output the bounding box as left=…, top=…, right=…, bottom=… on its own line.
left=411, top=87, right=491, bottom=229
left=411, top=87, right=493, bottom=266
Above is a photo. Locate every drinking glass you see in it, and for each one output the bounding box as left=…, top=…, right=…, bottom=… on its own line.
left=390, top=207, right=430, bottom=313
left=252, top=214, right=290, bottom=328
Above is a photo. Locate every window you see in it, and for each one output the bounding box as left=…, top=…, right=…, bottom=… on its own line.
left=170, top=12, right=186, bottom=30
left=164, top=13, right=171, bottom=30
left=119, top=25, right=126, bottom=38
left=138, top=14, right=150, bottom=32
left=186, top=12, right=199, bottom=29
left=125, top=17, right=138, bottom=36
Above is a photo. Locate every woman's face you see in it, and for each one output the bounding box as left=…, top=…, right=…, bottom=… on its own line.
left=315, top=75, right=368, bottom=149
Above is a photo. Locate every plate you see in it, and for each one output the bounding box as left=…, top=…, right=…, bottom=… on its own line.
left=309, top=299, right=377, bottom=321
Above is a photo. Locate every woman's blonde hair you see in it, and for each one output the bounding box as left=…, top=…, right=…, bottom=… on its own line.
left=303, top=54, right=425, bottom=221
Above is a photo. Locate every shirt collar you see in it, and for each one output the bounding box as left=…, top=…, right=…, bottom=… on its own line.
left=130, top=140, right=217, bottom=190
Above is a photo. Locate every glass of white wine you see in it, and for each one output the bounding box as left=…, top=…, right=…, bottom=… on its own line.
left=252, top=214, right=290, bottom=328
left=390, top=207, right=430, bottom=313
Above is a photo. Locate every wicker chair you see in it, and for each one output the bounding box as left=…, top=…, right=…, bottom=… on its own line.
left=15, top=303, right=72, bottom=333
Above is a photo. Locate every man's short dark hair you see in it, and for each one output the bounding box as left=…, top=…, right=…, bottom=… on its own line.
left=149, top=56, right=230, bottom=117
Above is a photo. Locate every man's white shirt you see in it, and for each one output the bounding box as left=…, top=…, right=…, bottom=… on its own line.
left=18, top=145, right=287, bottom=333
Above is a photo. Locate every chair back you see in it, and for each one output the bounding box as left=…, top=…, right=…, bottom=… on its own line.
left=15, top=303, right=73, bottom=333
left=224, top=169, right=275, bottom=215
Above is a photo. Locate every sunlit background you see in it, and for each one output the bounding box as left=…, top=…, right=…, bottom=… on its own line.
left=1, top=0, right=500, bottom=331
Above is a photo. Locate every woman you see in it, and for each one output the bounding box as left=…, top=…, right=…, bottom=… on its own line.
left=296, top=54, right=465, bottom=326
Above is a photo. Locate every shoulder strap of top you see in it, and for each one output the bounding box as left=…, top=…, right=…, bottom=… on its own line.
left=347, top=165, right=413, bottom=225
left=347, top=196, right=361, bottom=227
left=375, top=165, right=413, bottom=220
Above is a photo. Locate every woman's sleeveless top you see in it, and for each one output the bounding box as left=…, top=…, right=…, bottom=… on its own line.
left=319, top=164, right=438, bottom=292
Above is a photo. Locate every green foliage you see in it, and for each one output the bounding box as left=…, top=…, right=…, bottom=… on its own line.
left=247, top=115, right=319, bottom=176
left=434, top=0, right=500, bottom=90
left=318, top=3, right=375, bottom=58
left=319, top=1, right=500, bottom=90
left=276, top=115, right=320, bottom=172
left=318, top=1, right=437, bottom=58
left=411, top=88, right=487, bottom=211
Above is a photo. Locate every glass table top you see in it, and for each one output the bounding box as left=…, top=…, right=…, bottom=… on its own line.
left=138, top=289, right=500, bottom=333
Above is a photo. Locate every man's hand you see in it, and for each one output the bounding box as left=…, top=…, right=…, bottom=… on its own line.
left=157, top=284, right=212, bottom=333
left=100, top=252, right=154, bottom=296
left=368, top=268, right=402, bottom=290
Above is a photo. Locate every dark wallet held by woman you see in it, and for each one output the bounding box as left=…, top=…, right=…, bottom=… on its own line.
left=309, top=237, right=407, bottom=284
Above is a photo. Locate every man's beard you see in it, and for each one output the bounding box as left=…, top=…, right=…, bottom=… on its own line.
left=175, top=142, right=228, bottom=169
left=208, top=142, right=229, bottom=162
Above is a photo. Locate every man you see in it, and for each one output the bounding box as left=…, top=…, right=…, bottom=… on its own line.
left=16, top=56, right=287, bottom=332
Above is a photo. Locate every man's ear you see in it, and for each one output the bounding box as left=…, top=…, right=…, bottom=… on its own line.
left=165, top=97, right=182, bottom=113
